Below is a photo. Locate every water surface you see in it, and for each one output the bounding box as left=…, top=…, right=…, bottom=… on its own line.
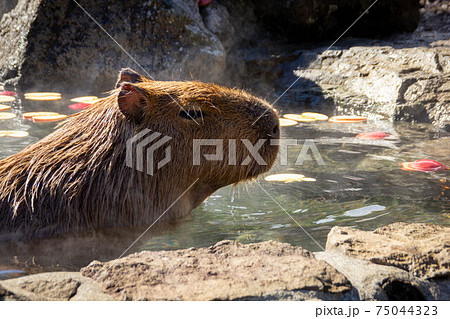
left=0, top=93, right=449, bottom=278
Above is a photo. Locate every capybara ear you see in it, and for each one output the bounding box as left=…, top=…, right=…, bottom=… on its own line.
left=115, top=68, right=144, bottom=88
left=117, top=83, right=148, bottom=122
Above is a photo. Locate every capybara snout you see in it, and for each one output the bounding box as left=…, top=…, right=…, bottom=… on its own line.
left=0, top=68, right=279, bottom=239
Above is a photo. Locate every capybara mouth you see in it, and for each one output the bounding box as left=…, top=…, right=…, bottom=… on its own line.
left=246, top=140, right=280, bottom=180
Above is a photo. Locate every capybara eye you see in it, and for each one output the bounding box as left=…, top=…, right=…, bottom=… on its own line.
left=179, top=109, right=203, bottom=120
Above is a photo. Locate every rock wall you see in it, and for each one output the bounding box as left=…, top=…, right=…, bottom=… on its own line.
left=0, top=0, right=226, bottom=94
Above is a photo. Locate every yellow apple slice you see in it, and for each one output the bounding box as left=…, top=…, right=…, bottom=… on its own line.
left=24, top=92, right=62, bottom=101
left=0, top=130, right=29, bottom=137
left=70, top=96, right=99, bottom=103
left=32, top=114, right=68, bottom=122
left=279, top=118, right=298, bottom=127
left=264, top=173, right=305, bottom=183
left=0, top=104, right=11, bottom=111
left=0, top=112, right=17, bottom=120
left=283, top=114, right=316, bottom=122
left=0, top=96, right=15, bottom=103
left=22, top=112, right=60, bottom=120
left=301, top=112, right=329, bottom=121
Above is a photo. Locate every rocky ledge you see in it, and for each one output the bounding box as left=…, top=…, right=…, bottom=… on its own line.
left=1, top=222, right=448, bottom=301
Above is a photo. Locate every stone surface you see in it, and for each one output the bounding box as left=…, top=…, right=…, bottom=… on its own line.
left=0, top=271, right=112, bottom=300
left=0, top=283, right=26, bottom=301
left=200, top=1, right=235, bottom=51
left=315, top=251, right=450, bottom=301
left=0, top=0, right=225, bottom=94
left=81, top=240, right=354, bottom=301
left=296, top=45, right=450, bottom=129
left=326, top=223, right=450, bottom=280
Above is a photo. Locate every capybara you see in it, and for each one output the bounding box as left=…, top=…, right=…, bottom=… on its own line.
left=0, top=68, right=279, bottom=240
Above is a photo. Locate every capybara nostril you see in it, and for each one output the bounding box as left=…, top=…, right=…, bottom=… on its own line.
left=272, top=124, right=280, bottom=137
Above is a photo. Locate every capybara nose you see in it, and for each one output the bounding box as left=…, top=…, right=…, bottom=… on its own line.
left=254, top=109, right=280, bottom=139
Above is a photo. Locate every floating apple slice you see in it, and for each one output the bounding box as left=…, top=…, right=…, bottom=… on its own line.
left=0, top=104, right=11, bottom=111
left=24, top=92, right=62, bottom=101
left=329, top=115, right=367, bottom=123
left=0, top=96, right=15, bottom=103
left=22, top=112, right=60, bottom=120
left=400, top=159, right=448, bottom=172
left=0, top=130, right=29, bottom=137
left=0, top=113, right=17, bottom=120
left=301, top=112, right=329, bottom=121
left=283, top=114, right=316, bottom=122
left=264, top=174, right=317, bottom=183
left=32, top=114, right=68, bottom=123
left=356, top=131, right=389, bottom=140
left=279, top=118, right=298, bottom=127
left=265, top=173, right=305, bottom=183
left=68, top=103, right=92, bottom=110
left=70, top=96, right=99, bottom=103
left=0, top=91, right=18, bottom=96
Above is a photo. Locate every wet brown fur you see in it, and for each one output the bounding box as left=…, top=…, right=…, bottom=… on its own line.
left=0, top=70, right=279, bottom=240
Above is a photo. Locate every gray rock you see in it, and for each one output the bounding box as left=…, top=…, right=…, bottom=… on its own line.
left=0, top=283, right=27, bottom=301
left=315, top=251, right=450, bottom=301
left=201, top=2, right=235, bottom=51
left=81, top=240, right=354, bottom=301
left=326, top=223, right=450, bottom=280
left=0, top=0, right=225, bottom=94
left=295, top=44, right=450, bottom=129
left=0, top=272, right=112, bottom=300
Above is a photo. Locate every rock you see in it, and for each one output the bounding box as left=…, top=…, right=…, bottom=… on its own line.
left=0, top=0, right=225, bottom=94
left=220, top=0, right=419, bottom=42
left=0, top=283, right=27, bottom=301
left=18, top=278, right=80, bottom=300
left=315, top=251, right=450, bottom=301
left=326, top=223, right=450, bottom=280
left=0, top=272, right=112, bottom=301
left=81, top=240, right=354, bottom=300
left=295, top=45, right=450, bottom=129
left=200, top=1, right=235, bottom=51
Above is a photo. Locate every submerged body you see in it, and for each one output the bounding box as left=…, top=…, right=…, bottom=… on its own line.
left=0, top=69, right=279, bottom=240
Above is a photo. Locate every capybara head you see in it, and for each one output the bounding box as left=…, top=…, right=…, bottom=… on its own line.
left=0, top=68, right=279, bottom=239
